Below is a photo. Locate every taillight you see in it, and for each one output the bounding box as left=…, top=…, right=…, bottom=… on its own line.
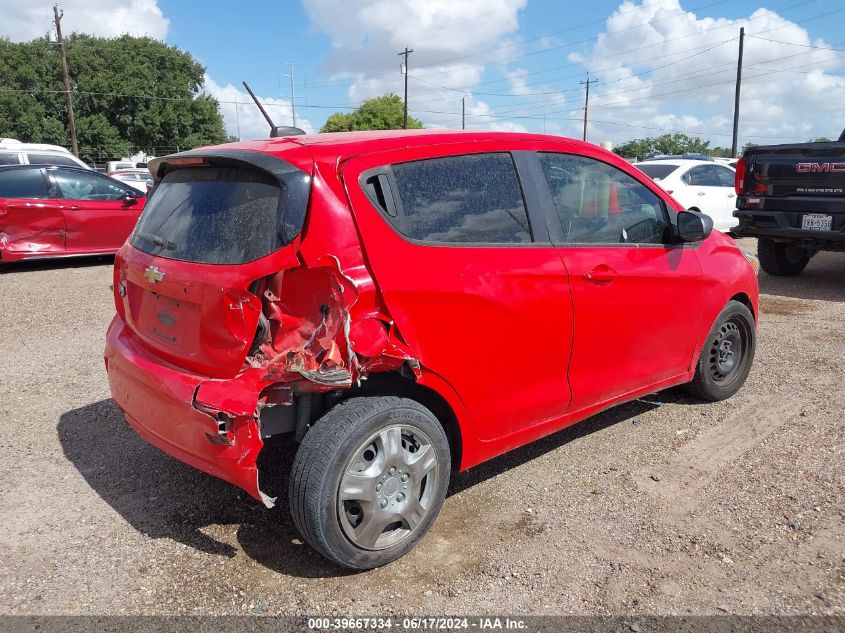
left=113, top=250, right=127, bottom=320
left=735, top=158, right=746, bottom=196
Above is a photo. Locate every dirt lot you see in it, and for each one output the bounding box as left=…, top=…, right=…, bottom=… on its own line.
left=0, top=239, right=843, bottom=617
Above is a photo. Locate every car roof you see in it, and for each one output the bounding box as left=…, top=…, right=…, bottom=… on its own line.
left=634, top=159, right=731, bottom=168
left=216, top=129, right=595, bottom=161
left=0, top=164, right=100, bottom=174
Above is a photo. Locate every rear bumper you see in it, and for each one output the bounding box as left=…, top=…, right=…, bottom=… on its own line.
left=104, top=316, right=273, bottom=506
left=734, top=209, right=845, bottom=244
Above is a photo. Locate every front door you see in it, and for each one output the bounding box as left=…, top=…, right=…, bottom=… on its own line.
left=343, top=146, right=573, bottom=441
left=49, top=168, right=142, bottom=252
left=536, top=152, right=704, bottom=413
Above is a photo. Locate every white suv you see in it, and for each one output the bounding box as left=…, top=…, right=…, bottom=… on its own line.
left=634, top=158, right=738, bottom=232
left=0, top=139, right=91, bottom=170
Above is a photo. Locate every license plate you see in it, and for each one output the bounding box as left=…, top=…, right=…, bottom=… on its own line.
left=801, top=213, right=833, bottom=231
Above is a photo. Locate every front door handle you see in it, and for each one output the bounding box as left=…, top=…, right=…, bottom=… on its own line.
left=697, top=191, right=707, bottom=196
left=584, top=264, right=616, bottom=284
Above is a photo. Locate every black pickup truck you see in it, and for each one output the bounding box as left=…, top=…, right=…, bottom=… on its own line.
left=733, top=130, right=845, bottom=276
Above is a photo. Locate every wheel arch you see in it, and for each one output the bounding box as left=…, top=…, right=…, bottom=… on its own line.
left=331, top=371, right=464, bottom=471
left=729, top=291, right=755, bottom=320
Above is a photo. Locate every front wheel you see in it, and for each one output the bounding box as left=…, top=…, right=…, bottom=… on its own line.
left=289, top=397, right=450, bottom=570
left=683, top=300, right=756, bottom=401
left=757, top=238, right=810, bottom=276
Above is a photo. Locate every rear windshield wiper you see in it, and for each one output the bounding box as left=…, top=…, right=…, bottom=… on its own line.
left=135, top=232, right=176, bottom=251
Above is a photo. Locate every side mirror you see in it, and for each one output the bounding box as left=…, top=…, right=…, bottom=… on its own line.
left=121, top=192, right=139, bottom=206
left=677, top=210, right=714, bottom=242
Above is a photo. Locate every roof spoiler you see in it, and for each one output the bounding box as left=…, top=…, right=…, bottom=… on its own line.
left=839, top=128, right=845, bottom=142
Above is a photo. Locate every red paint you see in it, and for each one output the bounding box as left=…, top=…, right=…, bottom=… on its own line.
left=0, top=187, right=144, bottom=262
left=104, top=130, right=759, bottom=505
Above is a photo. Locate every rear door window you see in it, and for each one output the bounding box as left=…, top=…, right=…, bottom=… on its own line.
left=0, top=152, right=22, bottom=166
left=26, top=152, right=81, bottom=167
left=385, top=153, right=532, bottom=244
left=130, top=165, right=304, bottom=265
left=635, top=163, right=679, bottom=180
left=0, top=169, right=49, bottom=198
left=713, top=165, right=736, bottom=187
left=684, top=165, right=719, bottom=186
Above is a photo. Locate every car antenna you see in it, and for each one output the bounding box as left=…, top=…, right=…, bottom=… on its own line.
left=242, top=81, right=305, bottom=138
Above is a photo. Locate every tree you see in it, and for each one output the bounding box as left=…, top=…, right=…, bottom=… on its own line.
left=0, top=34, right=228, bottom=163
left=809, top=137, right=831, bottom=143
left=614, top=133, right=728, bottom=160
left=320, top=94, right=423, bottom=132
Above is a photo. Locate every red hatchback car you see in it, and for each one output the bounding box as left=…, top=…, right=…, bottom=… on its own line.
left=0, top=165, right=145, bottom=262
left=105, top=130, right=759, bottom=569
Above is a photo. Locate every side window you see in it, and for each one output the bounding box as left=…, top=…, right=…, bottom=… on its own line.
left=387, top=153, right=532, bottom=244
left=713, top=165, right=736, bottom=187
left=51, top=169, right=132, bottom=201
left=26, top=152, right=81, bottom=168
left=686, top=165, right=719, bottom=186
left=0, top=169, right=49, bottom=198
left=0, top=152, right=22, bottom=166
left=538, top=153, right=670, bottom=245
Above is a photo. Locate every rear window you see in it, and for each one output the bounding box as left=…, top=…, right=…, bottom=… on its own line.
left=635, top=163, right=679, bottom=180
left=0, top=169, right=48, bottom=198
left=388, top=153, right=531, bottom=243
left=130, top=165, right=307, bottom=265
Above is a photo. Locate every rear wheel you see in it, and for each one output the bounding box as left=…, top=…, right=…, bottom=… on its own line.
left=289, top=397, right=450, bottom=570
left=683, top=300, right=756, bottom=401
left=757, top=238, right=810, bottom=276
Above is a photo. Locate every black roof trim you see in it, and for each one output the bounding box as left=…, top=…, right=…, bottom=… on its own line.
left=147, top=148, right=305, bottom=182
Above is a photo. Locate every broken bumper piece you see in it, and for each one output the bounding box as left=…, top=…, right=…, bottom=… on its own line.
left=104, top=317, right=275, bottom=507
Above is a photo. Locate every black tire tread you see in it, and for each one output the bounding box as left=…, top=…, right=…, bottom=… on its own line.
left=683, top=300, right=756, bottom=402
left=289, top=396, right=446, bottom=569
left=757, top=238, right=809, bottom=276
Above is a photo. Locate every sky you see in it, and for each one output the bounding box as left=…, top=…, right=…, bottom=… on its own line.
left=2, top=0, right=844, bottom=150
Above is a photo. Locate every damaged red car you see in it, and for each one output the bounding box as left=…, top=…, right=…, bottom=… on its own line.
left=0, top=165, right=145, bottom=262
left=105, top=130, right=759, bottom=569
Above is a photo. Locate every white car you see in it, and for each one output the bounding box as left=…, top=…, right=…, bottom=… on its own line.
left=107, top=168, right=153, bottom=193
left=634, top=158, right=738, bottom=232
left=0, top=138, right=92, bottom=170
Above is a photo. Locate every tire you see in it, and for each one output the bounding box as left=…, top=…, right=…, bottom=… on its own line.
left=683, top=300, right=756, bottom=402
left=289, top=396, right=450, bottom=570
left=757, top=238, right=810, bottom=276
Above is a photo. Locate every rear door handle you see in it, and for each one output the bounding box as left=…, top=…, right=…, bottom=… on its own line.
left=584, top=264, right=617, bottom=284
left=697, top=191, right=707, bottom=196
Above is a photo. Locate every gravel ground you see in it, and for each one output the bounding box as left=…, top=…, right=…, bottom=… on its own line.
left=0, top=239, right=843, bottom=617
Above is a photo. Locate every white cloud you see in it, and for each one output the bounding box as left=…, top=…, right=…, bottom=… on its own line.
left=568, top=0, right=845, bottom=148
left=203, top=76, right=315, bottom=139
left=0, top=0, right=169, bottom=41
left=301, top=0, right=528, bottom=129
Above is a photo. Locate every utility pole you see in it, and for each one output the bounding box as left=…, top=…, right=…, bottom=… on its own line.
left=731, top=27, right=745, bottom=157
left=53, top=4, right=78, bottom=157
left=580, top=73, right=597, bottom=143
left=398, top=47, right=413, bottom=129
left=461, top=97, right=465, bottom=130
left=284, top=62, right=297, bottom=127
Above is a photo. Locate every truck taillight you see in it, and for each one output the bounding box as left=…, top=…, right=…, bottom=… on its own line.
left=735, top=158, right=746, bottom=195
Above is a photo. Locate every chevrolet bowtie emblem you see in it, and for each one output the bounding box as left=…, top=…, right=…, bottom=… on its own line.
left=144, top=265, right=165, bottom=284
